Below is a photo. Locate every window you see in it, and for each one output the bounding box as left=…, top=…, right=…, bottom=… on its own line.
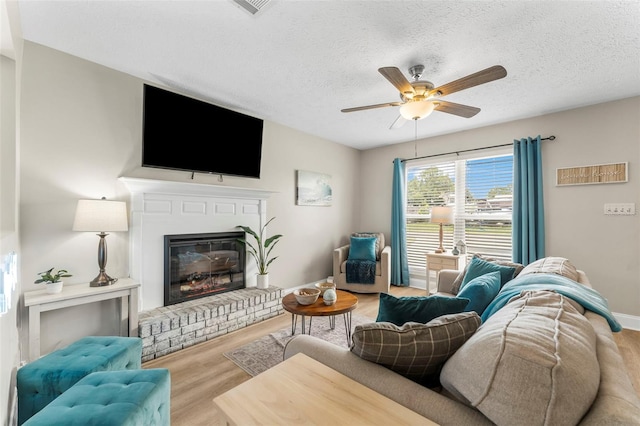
left=405, top=148, right=513, bottom=274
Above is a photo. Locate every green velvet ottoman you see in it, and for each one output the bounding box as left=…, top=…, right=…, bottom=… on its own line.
left=17, top=336, right=142, bottom=425
left=22, top=369, right=171, bottom=426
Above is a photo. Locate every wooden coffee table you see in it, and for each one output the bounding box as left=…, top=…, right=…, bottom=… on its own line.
left=282, top=289, right=358, bottom=345
left=213, top=352, right=437, bottom=425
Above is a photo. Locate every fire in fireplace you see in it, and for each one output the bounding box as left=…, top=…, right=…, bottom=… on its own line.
left=164, top=232, right=246, bottom=306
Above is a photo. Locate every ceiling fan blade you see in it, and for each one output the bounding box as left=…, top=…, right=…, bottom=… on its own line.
left=431, top=65, right=507, bottom=97
left=341, top=101, right=403, bottom=113
left=378, top=67, right=415, bottom=96
left=389, top=115, right=408, bottom=129
left=434, top=100, right=481, bottom=118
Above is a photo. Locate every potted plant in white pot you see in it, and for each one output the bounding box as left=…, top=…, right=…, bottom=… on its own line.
left=237, top=217, right=283, bottom=289
left=34, top=268, right=72, bottom=294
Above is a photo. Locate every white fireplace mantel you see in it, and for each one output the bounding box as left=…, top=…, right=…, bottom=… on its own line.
left=119, top=177, right=277, bottom=310
left=119, top=177, right=276, bottom=200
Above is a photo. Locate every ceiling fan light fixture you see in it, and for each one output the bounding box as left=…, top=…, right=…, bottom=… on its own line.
left=400, top=101, right=435, bottom=120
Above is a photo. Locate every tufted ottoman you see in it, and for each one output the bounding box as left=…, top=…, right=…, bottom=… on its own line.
left=23, top=368, right=171, bottom=425
left=17, top=336, right=142, bottom=424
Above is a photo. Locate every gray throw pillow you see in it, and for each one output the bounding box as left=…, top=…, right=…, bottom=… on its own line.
left=440, top=290, right=599, bottom=425
left=518, top=256, right=579, bottom=281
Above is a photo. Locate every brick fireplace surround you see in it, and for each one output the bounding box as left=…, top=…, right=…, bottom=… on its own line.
left=138, top=286, right=284, bottom=361
left=120, top=177, right=283, bottom=360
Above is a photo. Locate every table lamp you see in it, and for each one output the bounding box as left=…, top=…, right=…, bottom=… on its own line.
left=73, top=197, right=128, bottom=286
left=430, top=206, right=453, bottom=254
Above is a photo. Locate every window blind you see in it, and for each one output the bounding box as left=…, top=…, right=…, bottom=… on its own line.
left=405, top=151, right=514, bottom=273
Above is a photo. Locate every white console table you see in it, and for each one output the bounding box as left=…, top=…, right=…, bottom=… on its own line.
left=24, top=278, right=140, bottom=361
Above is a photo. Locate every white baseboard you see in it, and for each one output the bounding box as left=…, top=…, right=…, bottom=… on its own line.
left=614, top=312, right=640, bottom=331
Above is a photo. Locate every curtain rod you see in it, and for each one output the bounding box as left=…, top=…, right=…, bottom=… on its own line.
left=400, top=135, right=556, bottom=163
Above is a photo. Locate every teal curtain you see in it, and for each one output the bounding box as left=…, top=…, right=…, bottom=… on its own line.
left=391, top=158, right=410, bottom=286
left=513, top=136, right=545, bottom=264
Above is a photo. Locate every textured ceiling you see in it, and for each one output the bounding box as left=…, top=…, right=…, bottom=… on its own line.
left=13, top=0, right=640, bottom=150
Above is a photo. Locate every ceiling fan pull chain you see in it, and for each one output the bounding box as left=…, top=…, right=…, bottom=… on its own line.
left=414, top=119, right=418, bottom=158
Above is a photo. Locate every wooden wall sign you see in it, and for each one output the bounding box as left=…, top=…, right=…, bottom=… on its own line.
left=556, top=162, right=628, bottom=186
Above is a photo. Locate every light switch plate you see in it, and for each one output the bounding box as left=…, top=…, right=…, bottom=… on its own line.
left=604, top=203, right=636, bottom=215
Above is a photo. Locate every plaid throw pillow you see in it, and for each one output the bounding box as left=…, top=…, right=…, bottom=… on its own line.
left=351, top=312, right=481, bottom=387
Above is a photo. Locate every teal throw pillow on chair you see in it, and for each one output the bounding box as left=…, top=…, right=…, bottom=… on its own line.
left=376, top=293, right=470, bottom=326
left=348, top=236, right=377, bottom=261
left=457, top=271, right=501, bottom=315
left=460, top=256, right=516, bottom=290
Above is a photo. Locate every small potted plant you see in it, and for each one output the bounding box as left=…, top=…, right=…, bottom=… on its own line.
left=237, top=217, right=283, bottom=289
left=35, top=268, right=72, bottom=294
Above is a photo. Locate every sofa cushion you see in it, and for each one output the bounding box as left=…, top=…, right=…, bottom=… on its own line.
left=452, top=254, right=523, bottom=294
left=351, top=312, right=481, bottom=387
left=348, top=236, right=376, bottom=261
left=459, top=256, right=517, bottom=290
left=456, top=271, right=501, bottom=315
left=351, top=232, right=384, bottom=260
left=376, top=293, right=469, bottom=326
left=440, top=290, right=599, bottom=426
left=518, top=256, right=579, bottom=281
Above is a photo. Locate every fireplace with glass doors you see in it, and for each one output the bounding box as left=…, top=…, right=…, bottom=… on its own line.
left=164, top=232, right=246, bottom=306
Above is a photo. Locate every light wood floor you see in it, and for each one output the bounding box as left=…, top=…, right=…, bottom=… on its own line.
left=143, top=286, right=640, bottom=426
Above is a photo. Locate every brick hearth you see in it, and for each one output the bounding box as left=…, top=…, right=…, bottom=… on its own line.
left=139, top=286, right=284, bottom=361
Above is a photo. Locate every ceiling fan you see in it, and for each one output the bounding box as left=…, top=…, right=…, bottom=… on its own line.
left=341, top=64, right=507, bottom=129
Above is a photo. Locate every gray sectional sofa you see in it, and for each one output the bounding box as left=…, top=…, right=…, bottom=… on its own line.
left=284, top=259, right=640, bottom=425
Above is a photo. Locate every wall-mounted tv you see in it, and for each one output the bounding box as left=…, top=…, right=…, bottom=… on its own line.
left=142, top=84, right=263, bottom=178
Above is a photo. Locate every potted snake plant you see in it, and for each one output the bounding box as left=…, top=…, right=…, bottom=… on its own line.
left=237, top=217, right=283, bottom=289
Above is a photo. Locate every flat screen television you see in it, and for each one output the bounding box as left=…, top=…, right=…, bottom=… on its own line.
left=142, top=84, right=263, bottom=178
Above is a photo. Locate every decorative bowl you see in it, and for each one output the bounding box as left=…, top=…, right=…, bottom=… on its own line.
left=293, top=288, right=321, bottom=305
left=315, top=281, right=337, bottom=297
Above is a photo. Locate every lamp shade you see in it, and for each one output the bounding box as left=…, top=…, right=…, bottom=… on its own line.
left=430, top=206, right=453, bottom=225
left=400, top=101, right=435, bottom=120
left=73, top=199, right=129, bottom=232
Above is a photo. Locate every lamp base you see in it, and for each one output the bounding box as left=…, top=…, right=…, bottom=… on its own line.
left=435, top=249, right=445, bottom=254
left=90, top=271, right=118, bottom=287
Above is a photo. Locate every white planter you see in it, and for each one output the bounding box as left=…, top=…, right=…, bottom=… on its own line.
left=45, top=281, right=63, bottom=294
left=256, top=274, right=269, bottom=289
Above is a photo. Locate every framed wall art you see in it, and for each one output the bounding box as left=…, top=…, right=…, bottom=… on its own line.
left=556, top=162, right=628, bottom=186
left=296, top=170, right=332, bottom=206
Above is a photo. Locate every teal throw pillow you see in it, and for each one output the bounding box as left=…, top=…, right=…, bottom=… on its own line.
left=457, top=271, right=501, bottom=315
left=376, top=293, right=470, bottom=326
left=348, top=236, right=376, bottom=261
left=460, top=256, right=516, bottom=290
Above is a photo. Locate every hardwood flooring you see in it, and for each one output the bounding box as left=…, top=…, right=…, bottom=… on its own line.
left=143, top=286, right=640, bottom=426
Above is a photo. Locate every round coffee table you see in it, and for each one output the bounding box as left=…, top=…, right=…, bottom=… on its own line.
left=282, top=290, right=358, bottom=345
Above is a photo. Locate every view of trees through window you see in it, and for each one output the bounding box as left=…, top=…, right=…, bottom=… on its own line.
left=405, top=152, right=514, bottom=272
